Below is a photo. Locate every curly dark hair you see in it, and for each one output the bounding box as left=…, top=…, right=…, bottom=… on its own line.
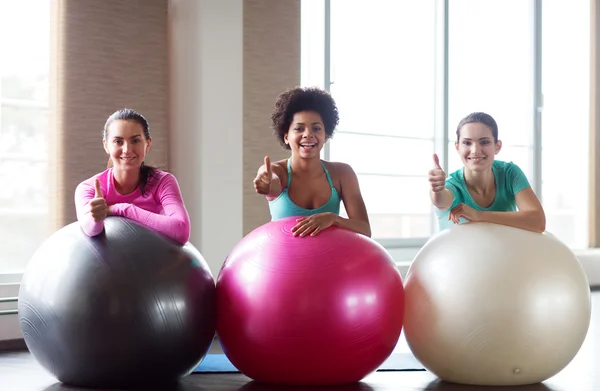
left=271, top=86, right=340, bottom=150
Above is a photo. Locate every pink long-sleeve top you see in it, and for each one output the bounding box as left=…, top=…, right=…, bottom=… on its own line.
left=74, top=168, right=191, bottom=245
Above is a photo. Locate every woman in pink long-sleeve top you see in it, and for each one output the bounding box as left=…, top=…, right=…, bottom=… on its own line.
left=74, top=108, right=191, bottom=245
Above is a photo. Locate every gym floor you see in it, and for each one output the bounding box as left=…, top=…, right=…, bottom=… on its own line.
left=1, top=292, right=598, bottom=391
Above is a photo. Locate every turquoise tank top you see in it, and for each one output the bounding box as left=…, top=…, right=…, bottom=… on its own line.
left=268, top=159, right=341, bottom=221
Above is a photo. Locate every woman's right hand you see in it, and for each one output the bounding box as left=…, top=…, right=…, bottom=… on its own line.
left=429, top=153, right=446, bottom=193
left=253, top=156, right=273, bottom=195
left=89, top=178, right=108, bottom=222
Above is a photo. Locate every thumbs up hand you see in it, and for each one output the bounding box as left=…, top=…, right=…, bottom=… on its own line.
left=253, top=156, right=273, bottom=195
left=89, top=178, right=108, bottom=222
left=429, top=154, right=447, bottom=193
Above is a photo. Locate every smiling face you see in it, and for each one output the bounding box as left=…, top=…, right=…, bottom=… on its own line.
left=103, top=119, right=152, bottom=172
left=284, top=111, right=327, bottom=159
left=455, top=122, right=502, bottom=172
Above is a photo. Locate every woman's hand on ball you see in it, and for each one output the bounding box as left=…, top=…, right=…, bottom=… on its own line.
left=89, top=178, right=108, bottom=222
left=429, top=154, right=446, bottom=193
left=292, top=213, right=337, bottom=237
left=449, top=203, right=481, bottom=224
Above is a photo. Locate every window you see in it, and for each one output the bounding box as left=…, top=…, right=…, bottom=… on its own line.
left=301, top=0, right=590, bottom=249
left=0, top=0, right=51, bottom=275
left=448, top=0, right=535, bottom=179
left=302, top=0, right=436, bottom=241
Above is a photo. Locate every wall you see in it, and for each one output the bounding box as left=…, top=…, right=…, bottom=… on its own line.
left=169, top=0, right=300, bottom=275
left=242, top=0, right=300, bottom=235
left=52, top=0, right=169, bottom=228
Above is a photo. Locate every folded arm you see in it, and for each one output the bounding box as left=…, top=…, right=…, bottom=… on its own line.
left=337, top=164, right=371, bottom=237
left=475, top=187, right=546, bottom=233
left=110, top=174, right=191, bottom=244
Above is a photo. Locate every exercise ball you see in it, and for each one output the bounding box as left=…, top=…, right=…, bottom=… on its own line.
left=216, top=216, right=405, bottom=386
left=18, top=217, right=216, bottom=388
left=404, top=222, right=591, bottom=386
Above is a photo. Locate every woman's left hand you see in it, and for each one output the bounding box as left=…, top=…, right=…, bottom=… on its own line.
left=449, top=203, right=481, bottom=224
left=107, top=203, right=128, bottom=216
left=292, top=213, right=337, bottom=237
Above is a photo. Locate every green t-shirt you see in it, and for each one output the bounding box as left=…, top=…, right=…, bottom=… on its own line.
left=436, top=160, right=531, bottom=231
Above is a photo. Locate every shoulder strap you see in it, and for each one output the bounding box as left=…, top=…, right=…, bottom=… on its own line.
left=321, top=161, right=335, bottom=188
left=286, top=159, right=292, bottom=187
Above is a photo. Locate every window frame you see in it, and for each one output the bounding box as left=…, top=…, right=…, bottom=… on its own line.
left=318, top=0, right=545, bottom=249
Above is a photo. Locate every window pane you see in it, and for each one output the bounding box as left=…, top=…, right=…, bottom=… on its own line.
left=322, top=0, right=436, bottom=241
left=356, top=175, right=431, bottom=239
left=0, top=156, right=48, bottom=211
left=0, top=204, right=48, bottom=274
left=330, top=133, right=434, bottom=177
left=541, top=0, right=589, bottom=249
left=500, top=145, right=533, bottom=183
left=301, top=0, right=325, bottom=88
left=1, top=105, right=49, bottom=158
left=0, top=0, right=50, bottom=102
left=0, top=0, right=50, bottom=274
left=330, top=0, right=435, bottom=138
left=448, top=0, right=535, bottom=149
left=0, top=107, right=49, bottom=273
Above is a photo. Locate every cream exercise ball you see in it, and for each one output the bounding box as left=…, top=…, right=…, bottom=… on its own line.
left=404, top=222, right=591, bottom=386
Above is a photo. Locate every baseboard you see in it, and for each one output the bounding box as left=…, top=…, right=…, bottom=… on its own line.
left=0, top=338, right=26, bottom=352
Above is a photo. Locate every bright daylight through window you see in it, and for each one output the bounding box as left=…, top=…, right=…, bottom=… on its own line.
left=0, top=0, right=50, bottom=277
left=301, top=0, right=589, bottom=250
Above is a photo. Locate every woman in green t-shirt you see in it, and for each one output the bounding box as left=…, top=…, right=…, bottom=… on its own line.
left=429, top=112, right=546, bottom=233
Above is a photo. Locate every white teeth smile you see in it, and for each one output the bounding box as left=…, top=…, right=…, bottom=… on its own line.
left=300, top=144, right=316, bottom=148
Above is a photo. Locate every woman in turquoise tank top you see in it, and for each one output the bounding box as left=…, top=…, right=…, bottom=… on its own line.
left=253, top=86, right=371, bottom=238
left=429, top=112, right=546, bottom=233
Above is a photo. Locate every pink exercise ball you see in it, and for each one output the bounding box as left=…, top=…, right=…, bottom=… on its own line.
left=216, top=216, right=405, bottom=386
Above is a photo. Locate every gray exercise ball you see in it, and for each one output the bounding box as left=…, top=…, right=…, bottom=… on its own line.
left=18, top=216, right=216, bottom=388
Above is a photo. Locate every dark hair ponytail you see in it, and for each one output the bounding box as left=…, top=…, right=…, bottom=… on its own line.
left=104, top=108, right=158, bottom=196
left=139, top=162, right=157, bottom=196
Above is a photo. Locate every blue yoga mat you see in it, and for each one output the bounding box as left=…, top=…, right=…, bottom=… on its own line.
left=193, top=352, right=425, bottom=373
